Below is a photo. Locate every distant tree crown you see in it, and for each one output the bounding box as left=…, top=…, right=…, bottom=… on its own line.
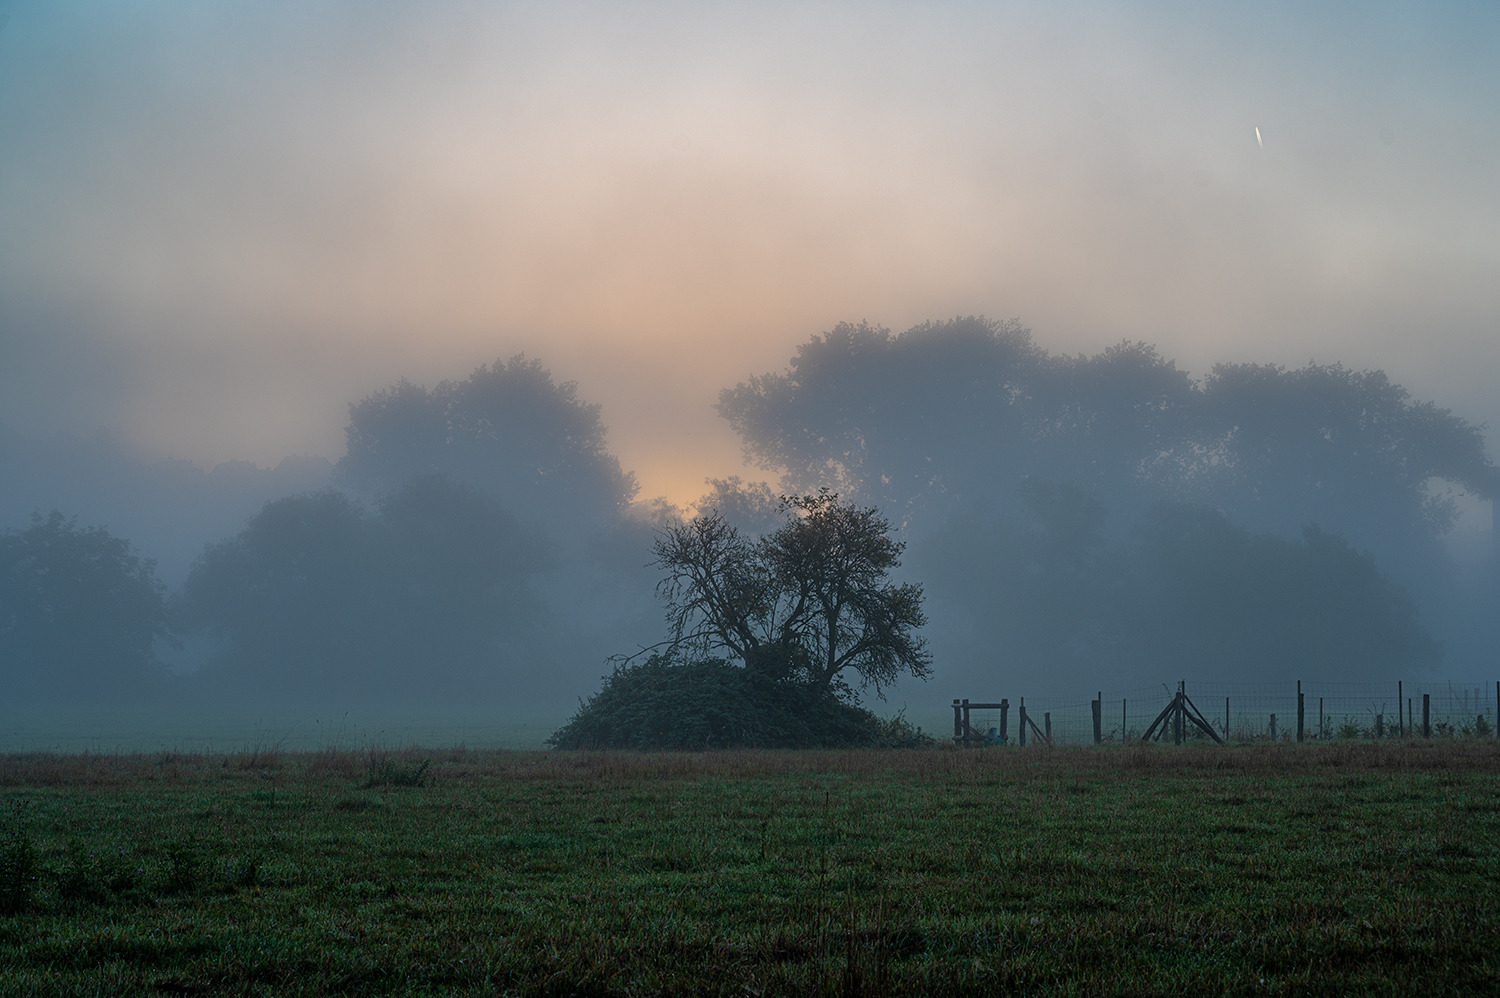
left=338, top=355, right=638, bottom=524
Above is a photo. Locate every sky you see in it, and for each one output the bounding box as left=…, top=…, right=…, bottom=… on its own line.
left=1, top=0, right=1497, bottom=509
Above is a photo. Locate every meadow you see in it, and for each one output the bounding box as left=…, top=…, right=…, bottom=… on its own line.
left=2, top=741, right=1498, bottom=996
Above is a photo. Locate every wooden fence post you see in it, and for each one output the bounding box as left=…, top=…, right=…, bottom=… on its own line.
left=1423, top=694, right=1430, bottom=738
left=1297, top=681, right=1304, bottom=742
left=1019, top=699, right=1027, bottom=748
left=999, top=699, right=1009, bottom=744
left=1174, top=681, right=1184, bottom=745
left=1092, top=695, right=1102, bottom=745
left=953, top=699, right=962, bottom=742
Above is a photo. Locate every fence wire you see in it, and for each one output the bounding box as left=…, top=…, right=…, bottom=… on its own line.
left=954, top=680, right=1500, bottom=745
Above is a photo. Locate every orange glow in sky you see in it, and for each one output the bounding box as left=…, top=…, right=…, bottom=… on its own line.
left=1, top=3, right=1496, bottom=507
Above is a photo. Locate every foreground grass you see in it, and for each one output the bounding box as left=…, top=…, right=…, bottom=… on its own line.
left=2, top=742, right=1499, bottom=996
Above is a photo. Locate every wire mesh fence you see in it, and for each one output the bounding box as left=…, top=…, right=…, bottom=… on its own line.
left=952, top=680, right=1500, bottom=746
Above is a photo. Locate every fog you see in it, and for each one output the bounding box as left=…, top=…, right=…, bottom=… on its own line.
left=0, top=2, right=1496, bottom=742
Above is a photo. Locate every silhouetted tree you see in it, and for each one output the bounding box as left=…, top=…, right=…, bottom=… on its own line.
left=178, top=490, right=371, bottom=691
left=693, top=477, right=782, bottom=536
left=922, top=482, right=1441, bottom=687
left=718, top=318, right=1046, bottom=518
left=179, top=479, right=552, bottom=698
left=366, top=476, right=553, bottom=694
left=654, top=492, right=930, bottom=696
left=919, top=481, right=1127, bottom=680
left=720, top=318, right=1494, bottom=555
left=1032, top=341, right=1198, bottom=521
left=1121, top=505, right=1442, bottom=682
left=0, top=421, right=332, bottom=588
left=0, top=512, right=173, bottom=700
left=1179, top=362, right=1493, bottom=559
left=337, top=356, right=637, bottom=526
left=721, top=317, right=1495, bottom=686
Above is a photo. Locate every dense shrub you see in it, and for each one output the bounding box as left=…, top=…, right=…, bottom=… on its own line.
left=547, top=656, right=890, bottom=750
left=871, top=710, right=938, bottom=749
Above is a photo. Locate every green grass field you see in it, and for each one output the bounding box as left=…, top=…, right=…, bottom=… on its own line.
left=3, top=741, right=1499, bottom=996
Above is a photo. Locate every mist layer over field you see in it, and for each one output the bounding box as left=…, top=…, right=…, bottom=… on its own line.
left=0, top=3, right=1496, bottom=744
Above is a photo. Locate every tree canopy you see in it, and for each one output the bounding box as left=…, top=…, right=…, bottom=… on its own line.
left=0, top=512, right=173, bottom=700
left=920, top=490, right=1442, bottom=686
left=653, top=491, right=930, bottom=697
left=179, top=478, right=552, bottom=699
left=1183, top=361, right=1491, bottom=549
left=338, top=356, right=638, bottom=525
left=719, top=316, right=1492, bottom=689
left=719, top=317, right=1494, bottom=562
left=1122, top=506, right=1442, bottom=682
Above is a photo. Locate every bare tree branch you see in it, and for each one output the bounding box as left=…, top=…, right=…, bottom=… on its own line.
left=650, top=491, right=931, bottom=696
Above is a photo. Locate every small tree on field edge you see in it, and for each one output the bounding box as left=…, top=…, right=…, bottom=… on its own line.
left=551, top=492, right=932, bottom=749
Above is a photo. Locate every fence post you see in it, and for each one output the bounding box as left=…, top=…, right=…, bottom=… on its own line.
left=1122, top=699, right=1127, bottom=740
left=962, top=699, right=971, bottom=745
left=953, top=699, right=962, bottom=741
left=1297, top=681, right=1304, bottom=742
left=1375, top=714, right=1384, bottom=738
left=1269, top=714, right=1277, bottom=741
left=1398, top=681, right=1404, bottom=737
left=1319, top=697, right=1324, bottom=739
left=1044, top=712, right=1052, bottom=746
left=1174, top=681, right=1184, bottom=746
left=999, top=699, right=1009, bottom=744
left=1423, top=694, right=1430, bottom=738
left=1225, top=697, right=1230, bottom=740
left=1092, top=695, right=1102, bottom=745
left=1173, top=703, right=1181, bottom=746
left=1019, top=698, right=1027, bottom=748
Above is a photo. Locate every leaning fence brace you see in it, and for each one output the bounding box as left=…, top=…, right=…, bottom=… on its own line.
left=1141, top=682, right=1223, bottom=745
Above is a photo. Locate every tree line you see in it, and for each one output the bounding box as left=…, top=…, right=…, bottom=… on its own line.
left=2, top=320, right=1494, bottom=706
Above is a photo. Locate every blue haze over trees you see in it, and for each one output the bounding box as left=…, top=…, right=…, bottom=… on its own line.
left=720, top=317, right=1496, bottom=691
left=177, top=478, right=557, bottom=701
left=0, top=320, right=1494, bottom=708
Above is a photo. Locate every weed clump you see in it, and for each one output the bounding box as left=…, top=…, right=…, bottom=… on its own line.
left=161, top=841, right=201, bottom=894
left=225, top=853, right=261, bottom=889
left=58, top=842, right=144, bottom=905
left=0, top=828, right=38, bottom=914
left=871, top=711, right=936, bottom=749
left=59, top=841, right=106, bottom=904
left=364, top=755, right=430, bottom=788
